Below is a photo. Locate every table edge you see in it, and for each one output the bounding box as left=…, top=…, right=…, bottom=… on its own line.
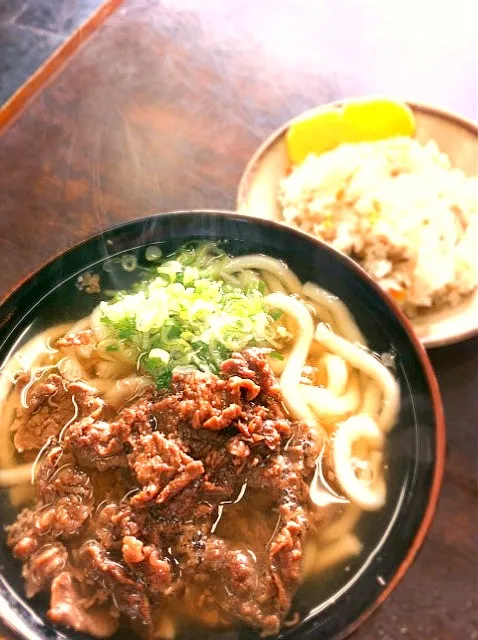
left=0, top=0, right=124, bottom=132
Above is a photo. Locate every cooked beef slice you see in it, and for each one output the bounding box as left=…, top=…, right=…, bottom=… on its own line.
left=80, top=539, right=153, bottom=625
left=56, top=330, right=97, bottom=348
left=48, top=571, right=119, bottom=638
left=7, top=447, right=93, bottom=558
left=22, top=543, right=69, bottom=598
left=12, top=373, right=103, bottom=452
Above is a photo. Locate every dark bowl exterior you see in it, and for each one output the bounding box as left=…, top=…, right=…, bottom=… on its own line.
left=0, top=211, right=444, bottom=640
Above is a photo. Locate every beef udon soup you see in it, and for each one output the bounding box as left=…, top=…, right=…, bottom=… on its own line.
left=0, top=242, right=400, bottom=639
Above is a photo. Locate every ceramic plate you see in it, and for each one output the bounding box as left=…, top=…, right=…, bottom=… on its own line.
left=237, top=100, right=478, bottom=348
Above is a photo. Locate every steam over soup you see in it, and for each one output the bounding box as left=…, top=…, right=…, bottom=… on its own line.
left=0, top=242, right=399, bottom=639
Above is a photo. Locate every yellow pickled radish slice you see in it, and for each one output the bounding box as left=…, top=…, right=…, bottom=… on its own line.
left=286, top=97, right=416, bottom=165
left=286, top=108, right=342, bottom=165
left=341, top=98, right=416, bottom=143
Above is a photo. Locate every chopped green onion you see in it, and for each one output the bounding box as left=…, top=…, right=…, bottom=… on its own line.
left=121, top=254, right=137, bottom=272
left=102, top=259, right=114, bottom=273
left=149, top=348, right=170, bottom=364
left=270, top=351, right=284, bottom=361
left=100, top=242, right=286, bottom=388
left=145, top=245, right=163, bottom=262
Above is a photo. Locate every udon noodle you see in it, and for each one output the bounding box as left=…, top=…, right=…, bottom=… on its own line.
left=0, top=245, right=400, bottom=638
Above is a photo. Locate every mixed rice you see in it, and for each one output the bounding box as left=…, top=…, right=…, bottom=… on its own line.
left=279, top=137, right=478, bottom=316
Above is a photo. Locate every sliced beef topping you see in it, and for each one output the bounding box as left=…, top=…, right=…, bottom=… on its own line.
left=23, top=543, right=68, bottom=598
left=130, top=544, right=175, bottom=596
left=65, top=395, right=153, bottom=471
left=221, top=348, right=283, bottom=399
left=127, top=431, right=204, bottom=506
left=7, top=348, right=327, bottom=639
left=36, top=447, right=93, bottom=538
left=48, top=571, right=119, bottom=639
left=80, top=540, right=152, bottom=626
left=56, top=330, right=97, bottom=348
left=7, top=446, right=93, bottom=564
left=12, top=374, right=74, bottom=452
left=12, top=374, right=103, bottom=452
left=181, top=538, right=269, bottom=629
left=155, top=369, right=242, bottom=432
left=66, top=417, right=127, bottom=470
left=69, top=381, right=104, bottom=416
left=7, top=507, right=39, bottom=560
left=122, top=536, right=145, bottom=564
left=152, top=350, right=286, bottom=439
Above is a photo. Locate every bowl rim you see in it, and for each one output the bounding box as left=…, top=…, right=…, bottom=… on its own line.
left=0, top=210, right=446, bottom=640
left=236, top=98, right=478, bottom=349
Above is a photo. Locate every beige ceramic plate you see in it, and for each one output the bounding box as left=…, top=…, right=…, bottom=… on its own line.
left=237, top=99, right=478, bottom=349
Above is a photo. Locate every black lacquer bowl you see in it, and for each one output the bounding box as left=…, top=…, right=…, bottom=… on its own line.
left=0, top=211, right=444, bottom=640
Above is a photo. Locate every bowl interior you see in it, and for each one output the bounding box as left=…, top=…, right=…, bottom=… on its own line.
left=237, top=102, right=478, bottom=348
left=0, top=212, right=442, bottom=640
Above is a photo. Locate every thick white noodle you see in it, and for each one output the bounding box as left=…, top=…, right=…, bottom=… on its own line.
left=361, top=374, right=382, bottom=421
left=95, top=359, right=133, bottom=379
left=9, top=485, right=34, bottom=507
left=309, top=443, right=347, bottom=507
left=260, top=271, right=286, bottom=294
left=102, top=375, right=152, bottom=410
left=333, top=414, right=386, bottom=511
left=265, top=293, right=315, bottom=425
left=222, top=273, right=242, bottom=287
left=302, top=282, right=365, bottom=344
left=224, top=255, right=302, bottom=293
left=312, top=534, right=363, bottom=573
left=153, top=615, right=176, bottom=640
left=308, top=302, right=336, bottom=328
left=301, top=541, right=318, bottom=579
left=0, top=463, right=32, bottom=487
left=268, top=356, right=285, bottom=376
left=89, top=305, right=103, bottom=331
left=314, top=323, right=399, bottom=432
left=237, top=269, right=260, bottom=289
left=303, top=534, right=362, bottom=577
left=322, top=353, right=348, bottom=396
left=300, top=373, right=361, bottom=419
left=318, top=503, right=362, bottom=543
left=0, top=324, right=71, bottom=404
left=1, top=391, right=21, bottom=463
left=57, top=355, right=88, bottom=381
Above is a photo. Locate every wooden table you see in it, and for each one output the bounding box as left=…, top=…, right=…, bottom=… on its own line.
left=0, top=1, right=476, bottom=639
